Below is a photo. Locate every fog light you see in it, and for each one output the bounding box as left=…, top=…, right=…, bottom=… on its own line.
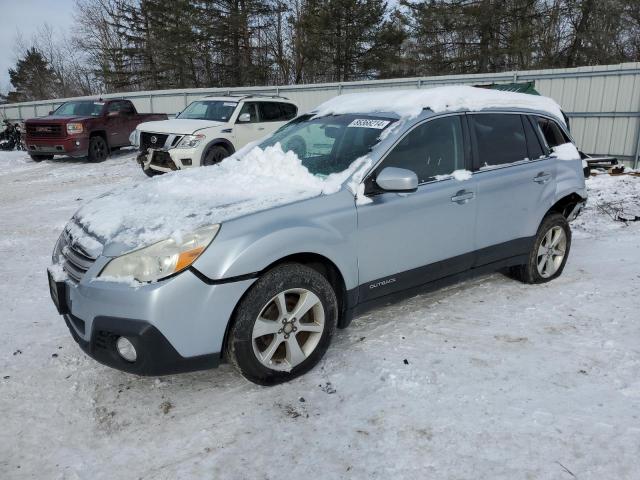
left=75, top=140, right=80, bottom=146
left=182, top=158, right=192, bottom=166
left=116, top=336, right=137, bottom=362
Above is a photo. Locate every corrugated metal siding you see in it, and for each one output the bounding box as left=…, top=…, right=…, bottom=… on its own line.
left=2, top=62, right=639, bottom=162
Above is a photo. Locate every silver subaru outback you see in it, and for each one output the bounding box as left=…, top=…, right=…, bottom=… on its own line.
left=47, top=87, right=587, bottom=385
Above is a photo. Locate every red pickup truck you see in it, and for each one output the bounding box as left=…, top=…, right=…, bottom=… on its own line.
left=24, top=99, right=167, bottom=162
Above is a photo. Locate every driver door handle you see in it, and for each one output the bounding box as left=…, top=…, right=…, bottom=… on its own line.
left=533, top=172, right=552, bottom=184
left=451, top=190, right=475, bottom=204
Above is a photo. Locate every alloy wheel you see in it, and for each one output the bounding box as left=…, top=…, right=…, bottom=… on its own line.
left=536, top=226, right=567, bottom=278
left=251, top=288, right=325, bottom=371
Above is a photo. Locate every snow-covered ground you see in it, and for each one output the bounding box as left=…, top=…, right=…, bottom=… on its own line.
left=1, top=150, right=639, bottom=479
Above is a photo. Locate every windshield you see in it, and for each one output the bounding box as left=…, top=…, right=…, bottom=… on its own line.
left=53, top=101, right=104, bottom=117
left=259, top=114, right=396, bottom=176
left=177, top=100, right=238, bottom=122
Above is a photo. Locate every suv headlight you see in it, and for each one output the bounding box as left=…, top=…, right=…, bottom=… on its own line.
left=99, top=224, right=220, bottom=283
left=129, top=129, right=140, bottom=147
left=176, top=134, right=205, bottom=149
left=67, top=123, right=84, bottom=134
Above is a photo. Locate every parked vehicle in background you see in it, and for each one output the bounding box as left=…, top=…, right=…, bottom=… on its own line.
left=47, top=87, right=586, bottom=385
left=131, top=95, right=298, bottom=176
left=0, top=119, right=24, bottom=151
left=24, top=99, right=167, bottom=162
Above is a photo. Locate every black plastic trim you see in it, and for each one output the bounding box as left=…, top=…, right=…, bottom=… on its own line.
left=188, top=266, right=259, bottom=285
left=64, top=315, right=219, bottom=376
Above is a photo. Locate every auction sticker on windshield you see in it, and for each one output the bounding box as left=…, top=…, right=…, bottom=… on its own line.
left=348, top=119, right=390, bottom=129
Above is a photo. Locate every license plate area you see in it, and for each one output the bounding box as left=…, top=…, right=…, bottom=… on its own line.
left=48, top=269, right=69, bottom=315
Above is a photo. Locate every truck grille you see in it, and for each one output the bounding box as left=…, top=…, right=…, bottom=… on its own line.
left=140, top=132, right=169, bottom=151
left=26, top=123, right=65, bottom=138
left=59, top=227, right=99, bottom=283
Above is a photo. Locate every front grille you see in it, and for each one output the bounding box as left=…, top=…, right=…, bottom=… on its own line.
left=140, top=132, right=169, bottom=151
left=59, top=226, right=99, bottom=283
left=150, top=151, right=177, bottom=170
left=26, top=123, right=64, bottom=138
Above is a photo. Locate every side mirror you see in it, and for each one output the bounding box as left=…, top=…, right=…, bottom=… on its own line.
left=375, top=167, right=418, bottom=192
left=237, top=113, right=251, bottom=123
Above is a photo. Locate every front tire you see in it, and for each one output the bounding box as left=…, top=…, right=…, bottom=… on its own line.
left=202, top=145, right=230, bottom=166
left=226, top=263, right=338, bottom=385
left=88, top=135, right=108, bottom=162
left=510, top=213, right=571, bottom=284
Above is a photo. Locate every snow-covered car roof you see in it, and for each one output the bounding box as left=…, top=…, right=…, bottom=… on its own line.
left=312, top=85, right=565, bottom=124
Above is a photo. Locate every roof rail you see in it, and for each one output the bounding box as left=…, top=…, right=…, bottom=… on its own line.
left=204, top=93, right=290, bottom=101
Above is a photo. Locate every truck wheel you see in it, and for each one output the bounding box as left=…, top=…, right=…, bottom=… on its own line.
left=202, top=145, right=229, bottom=166
left=509, top=213, right=571, bottom=284
left=226, top=263, right=338, bottom=385
left=88, top=136, right=108, bottom=162
left=29, top=154, right=53, bottom=162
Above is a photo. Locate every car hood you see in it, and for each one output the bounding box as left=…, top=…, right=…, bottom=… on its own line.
left=137, top=119, right=226, bottom=135
left=73, top=144, right=366, bottom=256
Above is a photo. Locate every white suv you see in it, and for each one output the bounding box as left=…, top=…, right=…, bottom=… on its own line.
left=131, top=95, right=298, bottom=176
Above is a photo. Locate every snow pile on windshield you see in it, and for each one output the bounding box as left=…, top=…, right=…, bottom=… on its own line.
left=75, top=144, right=360, bottom=248
left=314, top=85, right=566, bottom=124
left=552, top=142, right=581, bottom=160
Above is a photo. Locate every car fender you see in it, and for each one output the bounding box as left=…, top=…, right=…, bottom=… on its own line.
left=192, top=192, right=359, bottom=290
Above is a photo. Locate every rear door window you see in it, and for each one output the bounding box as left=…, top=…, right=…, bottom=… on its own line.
left=470, top=114, right=528, bottom=167
left=279, top=103, right=298, bottom=120
left=259, top=102, right=286, bottom=122
left=381, top=115, right=466, bottom=183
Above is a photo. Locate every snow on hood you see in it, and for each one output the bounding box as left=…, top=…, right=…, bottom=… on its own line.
left=313, top=85, right=566, bottom=124
left=74, top=144, right=362, bottom=250
left=137, top=118, right=226, bottom=135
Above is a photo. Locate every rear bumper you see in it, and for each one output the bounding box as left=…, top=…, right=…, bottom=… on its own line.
left=25, top=135, right=89, bottom=157
left=64, top=314, right=220, bottom=375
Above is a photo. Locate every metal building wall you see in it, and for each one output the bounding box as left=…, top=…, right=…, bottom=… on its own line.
left=2, top=62, right=639, bottom=164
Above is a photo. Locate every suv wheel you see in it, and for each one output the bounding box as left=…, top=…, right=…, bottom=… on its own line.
left=510, top=213, right=571, bottom=284
left=226, top=263, right=338, bottom=385
left=88, top=136, right=108, bottom=162
left=202, top=145, right=229, bottom=166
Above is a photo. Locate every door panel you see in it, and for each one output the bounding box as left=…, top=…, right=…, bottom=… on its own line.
left=355, top=114, right=476, bottom=302
left=468, top=113, right=557, bottom=266
left=356, top=179, right=477, bottom=302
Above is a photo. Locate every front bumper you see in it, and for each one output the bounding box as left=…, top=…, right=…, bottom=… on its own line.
left=138, top=146, right=199, bottom=173
left=50, top=265, right=256, bottom=375
left=26, top=135, right=89, bottom=157
left=64, top=314, right=220, bottom=376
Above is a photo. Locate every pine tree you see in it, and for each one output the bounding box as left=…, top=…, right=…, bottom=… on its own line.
left=6, top=48, right=61, bottom=102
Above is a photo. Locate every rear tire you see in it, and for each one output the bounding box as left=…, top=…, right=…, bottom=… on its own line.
left=226, top=263, right=338, bottom=385
left=29, top=154, right=53, bottom=162
left=202, top=145, right=229, bottom=166
left=509, top=213, right=571, bottom=284
left=88, top=135, right=108, bottom=162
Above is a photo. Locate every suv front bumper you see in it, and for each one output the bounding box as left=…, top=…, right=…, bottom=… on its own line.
left=49, top=266, right=256, bottom=375
left=138, top=146, right=199, bottom=173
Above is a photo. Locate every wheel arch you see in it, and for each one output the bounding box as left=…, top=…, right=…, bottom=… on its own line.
left=89, top=129, right=109, bottom=148
left=547, top=192, right=586, bottom=219
left=200, top=138, right=235, bottom=163
left=220, top=251, right=352, bottom=361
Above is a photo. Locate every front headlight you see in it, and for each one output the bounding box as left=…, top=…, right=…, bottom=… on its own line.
left=99, top=224, right=220, bottom=282
left=176, top=134, right=205, bottom=149
left=129, top=129, right=140, bottom=147
left=67, top=123, right=84, bottom=134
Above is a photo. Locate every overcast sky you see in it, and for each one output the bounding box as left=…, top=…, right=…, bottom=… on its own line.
left=0, top=0, right=76, bottom=92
